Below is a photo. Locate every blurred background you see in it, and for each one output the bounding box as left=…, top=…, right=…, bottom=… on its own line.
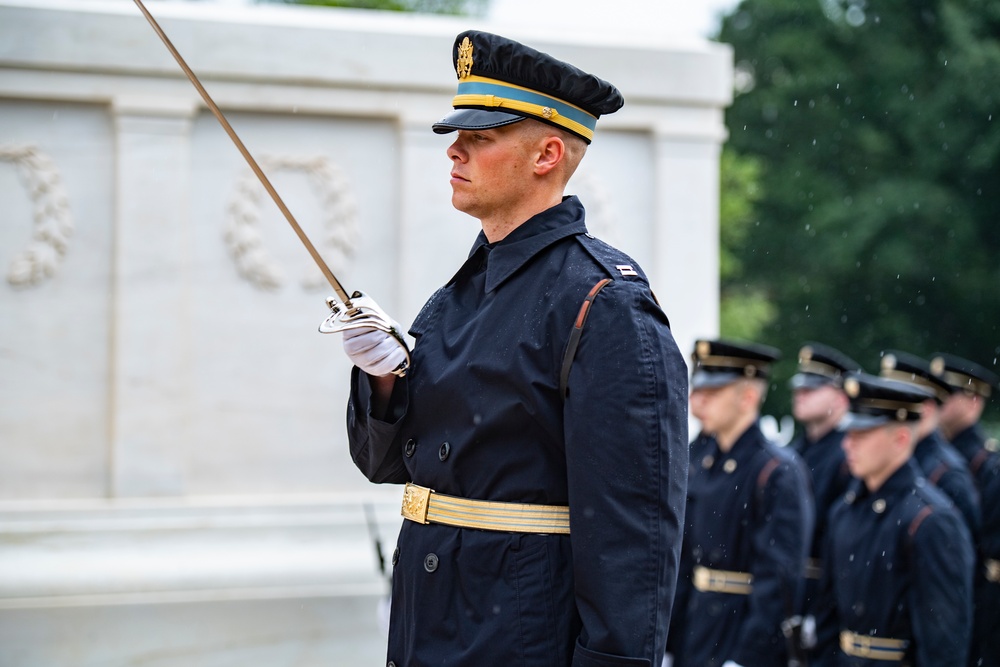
left=2, top=0, right=997, bottom=664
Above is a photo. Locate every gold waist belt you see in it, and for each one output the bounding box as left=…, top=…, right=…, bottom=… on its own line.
left=840, top=630, right=909, bottom=661
left=400, top=483, right=570, bottom=534
left=693, top=565, right=754, bottom=595
left=985, top=559, right=1000, bottom=583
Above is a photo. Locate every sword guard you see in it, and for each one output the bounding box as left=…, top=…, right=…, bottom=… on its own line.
left=319, top=291, right=411, bottom=377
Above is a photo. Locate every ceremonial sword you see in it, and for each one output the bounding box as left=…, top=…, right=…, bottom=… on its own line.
left=132, top=0, right=410, bottom=376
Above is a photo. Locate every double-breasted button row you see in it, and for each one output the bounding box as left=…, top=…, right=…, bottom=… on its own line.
left=403, top=438, right=453, bottom=461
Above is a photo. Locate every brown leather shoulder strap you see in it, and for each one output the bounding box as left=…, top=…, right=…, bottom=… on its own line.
left=560, top=278, right=613, bottom=399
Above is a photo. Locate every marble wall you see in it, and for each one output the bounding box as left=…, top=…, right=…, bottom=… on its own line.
left=0, top=1, right=731, bottom=663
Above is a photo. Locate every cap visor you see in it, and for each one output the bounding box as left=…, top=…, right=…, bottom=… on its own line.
left=839, top=412, right=890, bottom=432
left=432, top=108, right=526, bottom=134
left=690, top=370, right=741, bottom=391
left=789, top=373, right=831, bottom=391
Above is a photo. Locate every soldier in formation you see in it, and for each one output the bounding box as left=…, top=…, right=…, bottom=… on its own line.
left=668, top=339, right=814, bottom=667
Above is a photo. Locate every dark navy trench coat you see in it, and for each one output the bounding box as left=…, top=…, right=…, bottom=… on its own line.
left=815, top=460, right=974, bottom=667
left=347, top=197, right=689, bottom=667
left=667, top=423, right=814, bottom=667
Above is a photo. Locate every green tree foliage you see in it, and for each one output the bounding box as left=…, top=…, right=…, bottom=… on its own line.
left=716, top=0, right=1000, bottom=414
left=719, top=148, right=778, bottom=341
left=266, top=0, right=488, bottom=15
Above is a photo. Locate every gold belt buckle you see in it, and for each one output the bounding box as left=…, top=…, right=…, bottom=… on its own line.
left=401, top=483, right=432, bottom=524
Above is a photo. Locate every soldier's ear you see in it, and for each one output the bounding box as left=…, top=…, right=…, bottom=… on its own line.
left=533, top=135, right=565, bottom=176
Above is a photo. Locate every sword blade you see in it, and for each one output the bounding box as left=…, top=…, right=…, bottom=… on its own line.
left=132, top=0, right=352, bottom=305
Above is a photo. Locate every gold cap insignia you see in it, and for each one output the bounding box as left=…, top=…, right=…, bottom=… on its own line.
left=896, top=407, right=909, bottom=421
left=696, top=340, right=711, bottom=359
left=844, top=377, right=860, bottom=398
left=744, top=364, right=757, bottom=378
left=456, top=36, right=474, bottom=80
left=881, top=354, right=897, bottom=371
left=930, top=356, right=945, bottom=376
left=799, top=346, right=813, bottom=364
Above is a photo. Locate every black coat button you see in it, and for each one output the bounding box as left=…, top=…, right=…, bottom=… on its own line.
left=438, top=442, right=451, bottom=461
left=391, top=547, right=399, bottom=567
left=424, top=553, right=439, bottom=573
left=404, top=438, right=416, bottom=457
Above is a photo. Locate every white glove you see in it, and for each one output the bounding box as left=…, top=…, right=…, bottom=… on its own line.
left=662, top=653, right=673, bottom=667
left=342, top=324, right=408, bottom=377
left=722, top=661, right=745, bottom=667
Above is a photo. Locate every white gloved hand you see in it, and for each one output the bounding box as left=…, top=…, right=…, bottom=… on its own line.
left=342, top=324, right=408, bottom=377
left=662, top=653, right=673, bottom=667
left=722, top=661, right=745, bottom=667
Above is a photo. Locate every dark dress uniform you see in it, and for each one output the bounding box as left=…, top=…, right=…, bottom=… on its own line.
left=911, top=431, right=981, bottom=539
left=813, top=373, right=975, bottom=667
left=670, top=423, right=814, bottom=667
left=669, top=341, right=814, bottom=667
left=788, top=342, right=863, bottom=622
left=822, top=463, right=974, bottom=667
left=881, top=351, right=982, bottom=539
left=933, top=352, right=1000, bottom=667
left=790, top=429, right=851, bottom=605
left=348, top=197, right=689, bottom=667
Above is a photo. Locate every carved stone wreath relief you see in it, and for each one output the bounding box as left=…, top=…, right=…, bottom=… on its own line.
left=1, top=144, right=74, bottom=288
left=225, top=155, right=359, bottom=291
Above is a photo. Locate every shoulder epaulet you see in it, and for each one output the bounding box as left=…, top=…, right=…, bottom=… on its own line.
left=576, top=233, right=648, bottom=282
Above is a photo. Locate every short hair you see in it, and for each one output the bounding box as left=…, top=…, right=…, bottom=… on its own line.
left=519, top=119, right=588, bottom=184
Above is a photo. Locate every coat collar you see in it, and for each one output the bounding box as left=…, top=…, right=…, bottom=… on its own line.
left=456, top=196, right=588, bottom=293
left=845, top=458, right=921, bottom=508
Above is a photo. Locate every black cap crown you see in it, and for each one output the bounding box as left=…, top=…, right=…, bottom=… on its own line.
left=841, top=372, right=935, bottom=431
left=930, top=352, right=999, bottom=399
left=432, top=30, right=624, bottom=144
left=690, top=338, right=781, bottom=390
left=879, top=350, right=952, bottom=403
left=789, top=342, right=863, bottom=390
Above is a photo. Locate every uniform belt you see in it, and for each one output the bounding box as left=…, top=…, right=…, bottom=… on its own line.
left=692, top=565, right=754, bottom=595
left=804, top=557, right=823, bottom=580
left=400, top=483, right=570, bottom=534
left=986, top=559, right=1000, bottom=583
left=840, top=630, right=909, bottom=661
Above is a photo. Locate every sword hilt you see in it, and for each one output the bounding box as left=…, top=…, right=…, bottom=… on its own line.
left=320, top=291, right=410, bottom=377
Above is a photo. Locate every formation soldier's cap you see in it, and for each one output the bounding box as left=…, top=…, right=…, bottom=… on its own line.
left=879, top=350, right=952, bottom=404
left=930, top=352, right=999, bottom=399
left=690, top=338, right=781, bottom=390
left=432, top=30, right=625, bottom=144
left=841, top=372, right=935, bottom=431
left=789, top=342, right=863, bottom=391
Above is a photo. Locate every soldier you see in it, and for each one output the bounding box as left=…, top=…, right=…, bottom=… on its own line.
left=880, top=350, right=981, bottom=540
left=340, top=30, right=689, bottom=667
left=814, top=373, right=974, bottom=667
left=668, top=339, right=814, bottom=667
left=933, top=352, right=1000, bottom=667
left=788, top=342, right=862, bottom=632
